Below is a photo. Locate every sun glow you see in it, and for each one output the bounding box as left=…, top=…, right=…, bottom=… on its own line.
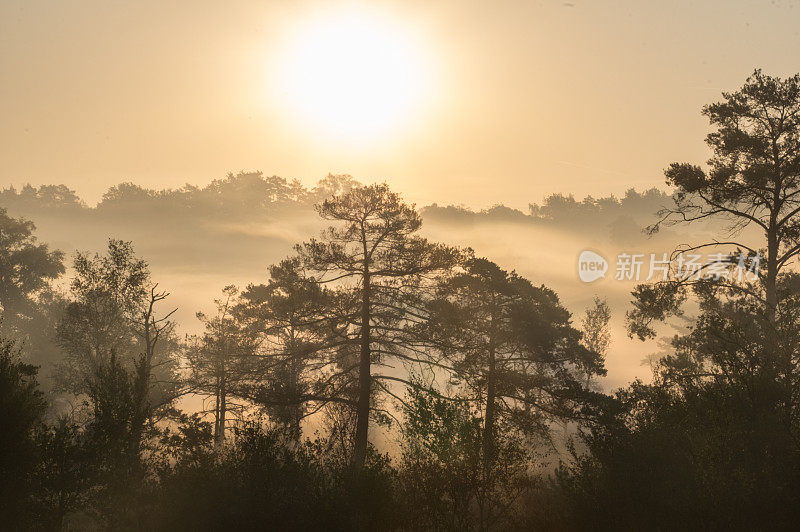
left=271, top=9, right=432, bottom=144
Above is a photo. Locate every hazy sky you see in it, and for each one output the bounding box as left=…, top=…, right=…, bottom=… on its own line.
left=2, top=0, right=800, bottom=208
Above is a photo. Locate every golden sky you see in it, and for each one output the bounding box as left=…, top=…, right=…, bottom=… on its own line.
left=2, top=0, right=800, bottom=208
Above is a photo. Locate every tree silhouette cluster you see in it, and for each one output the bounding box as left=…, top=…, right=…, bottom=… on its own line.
left=3, top=70, right=800, bottom=530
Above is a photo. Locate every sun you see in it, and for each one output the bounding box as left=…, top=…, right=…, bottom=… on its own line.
left=271, top=9, right=431, bottom=143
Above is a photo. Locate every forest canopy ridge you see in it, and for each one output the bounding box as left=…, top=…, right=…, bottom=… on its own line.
left=0, top=172, right=672, bottom=227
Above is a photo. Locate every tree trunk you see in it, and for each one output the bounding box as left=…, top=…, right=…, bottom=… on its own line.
left=288, top=328, right=302, bottom=442
left=213, top=375, right=221, bottom=445
left=483, top=349, right=497, bottom=472
left=766, top=228, right=778, bottom=322
left=219, top=375, right=227, bottom=444
left=481, top=311, right=497, bottom=529
left=288, top=353, right=302, bottom=442
left=353, top=269, right=371, bottom=470
left=214, top=372, right=227, bottom=449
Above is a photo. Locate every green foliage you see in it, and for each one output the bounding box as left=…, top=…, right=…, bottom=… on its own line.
left=184, top=285, right=259, bottom=445
left=80, top=350, right=157, bottom=528
left=599, top=72, right=800, bottom=528
left=0, top=337, right=47, bottom=526
left=0, top=208, right=66, bottom=378
left=32, top=416, right=93, bottom=530
left=626, top=281, right=686, bottom=340
left=398, top=382, right=526, bottom=530
left=427, top=257, right=606, bottom=439
left=236, top=258, right=333, bottom=440
left=11, top=136, right=800, bottom=529
left=56, top=239, right=180, bottom=409
left=149, top=421, right=397, bottom=531
left=638, top=70, right=800, bottom=329
left=581, top=296, right=611, bottom=358
left=0, top=208, right=65, bottom=317
left=296, top=182, right=462, bottom=468
left=555, top=376, right=800, bottom=529
left=553, top=271, right=800, bottom=529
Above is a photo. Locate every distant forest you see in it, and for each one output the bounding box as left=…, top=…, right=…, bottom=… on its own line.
left=0, top=172, right=677, bottom=247
left=3, top=70, right=800, bottom=530
left=0, top=173, right=681, bottom=266
left=0, top=172, right=671, bottom=221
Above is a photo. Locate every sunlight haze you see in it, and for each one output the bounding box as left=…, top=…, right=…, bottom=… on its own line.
left=4, top=0, right=800, bottom=207
left=5, top=3, right=800, bottom=527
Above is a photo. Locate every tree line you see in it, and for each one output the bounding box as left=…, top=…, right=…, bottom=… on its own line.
left=0, top=181, right=607, bottom=529
left=3, top=69, right=800, bottom=529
